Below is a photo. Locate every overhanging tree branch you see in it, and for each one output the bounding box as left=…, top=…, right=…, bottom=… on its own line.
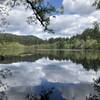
left=0, top=0, right=62, bottom=33
left=5, top=0, right=58, bottom=32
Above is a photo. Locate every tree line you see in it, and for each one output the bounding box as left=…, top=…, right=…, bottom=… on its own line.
left=0, top=33, right=44, bottom=46
left=0, top=22, right=100, bottom=49
left=35, top=23, right=100, bottom=49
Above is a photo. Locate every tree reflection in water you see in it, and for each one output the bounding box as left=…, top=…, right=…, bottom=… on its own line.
left=25, top=87, right=55, bottom=100
left=86, top=78, right=100, bottom=100
left=0, top=91, right=8, bottom=100
left=0, top=80, right=8, bottom=100
left=0, top=68, right=12, bottom=100
left=0, top=68, right=12, bottom=79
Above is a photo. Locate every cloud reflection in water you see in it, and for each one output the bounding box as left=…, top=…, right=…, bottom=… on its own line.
left=0, top=57, right=99, bottom=87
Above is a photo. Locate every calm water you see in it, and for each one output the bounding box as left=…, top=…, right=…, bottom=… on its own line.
left=0, top=49, right=100, bottom=100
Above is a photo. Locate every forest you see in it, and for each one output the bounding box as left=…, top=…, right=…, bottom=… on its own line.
left=0, top=22, right=100, bottom=49
left=38, top=23, right=100, bottom=49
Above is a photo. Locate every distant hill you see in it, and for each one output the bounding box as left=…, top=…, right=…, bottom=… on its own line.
left=0, top=33, right=44, bottom=46
left=0, top=23, right=100, bottom=50
left=36, top=23, right=100, bottom=49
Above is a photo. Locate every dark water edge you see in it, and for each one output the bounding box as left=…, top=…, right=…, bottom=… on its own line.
left=0, top=49, right=100, bottom=71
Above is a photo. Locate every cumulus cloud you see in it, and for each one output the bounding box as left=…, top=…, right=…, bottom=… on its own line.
left=0, top=0, right=100, bottom=39
left=49, top=14, right=97, bottom=37
left=5, top=6, right=43, bottom=35
left=63, top=0, right=95, bottom=15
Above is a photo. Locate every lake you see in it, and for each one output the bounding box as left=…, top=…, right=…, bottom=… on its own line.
left=0, top=49, right=100, bottom=100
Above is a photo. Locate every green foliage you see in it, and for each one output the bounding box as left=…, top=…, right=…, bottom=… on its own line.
left=0, top=22, right=100, bottom=50
left=0, top=33, right=44, bottom=46
left=93, top=0, right=100, bottom=9
left=5, top=0, right=61, bottom=32
left=67, top=23, right=100, bottom=49
left=36, top=24, right=100, bottom=49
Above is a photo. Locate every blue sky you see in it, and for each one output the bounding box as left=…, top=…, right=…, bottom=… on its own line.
left=0, top=0, right=100, bottom=39
left=47, top=0, right=63, bottom=7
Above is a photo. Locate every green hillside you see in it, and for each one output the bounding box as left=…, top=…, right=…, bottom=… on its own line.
left=0, top=33, right=44, bottom=46
left=0, top=23, right=100, bottom=50
left=37, top=23, right=100, bottom=49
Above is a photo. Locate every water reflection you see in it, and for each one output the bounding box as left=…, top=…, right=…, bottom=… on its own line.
left=0, top=91, right=8, bottom=100
left=0, top=57, right=99, bottom=100
left=0, top=68, right=12, bottom=79
left=0, top=58, right=100, bottom=86
left=0, top=50, right=100, bottom=71
left=25, top=86, right=55, bottom=100
left=86, top=77, right=100, bottom=100
left=0, top=50, right=99, bottom=100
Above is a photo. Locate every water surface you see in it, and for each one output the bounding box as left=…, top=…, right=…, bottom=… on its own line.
left=0, top=49, right=100, bottom=100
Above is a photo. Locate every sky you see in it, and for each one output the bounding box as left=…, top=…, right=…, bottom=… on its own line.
left=0, top=0, right=100, bottom=39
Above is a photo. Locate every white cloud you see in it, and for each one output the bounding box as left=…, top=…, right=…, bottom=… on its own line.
left=0, top=0, right=100, bottom=39
left=63, top=0, right=95, bottom=15
left=6, top=6, right=43, bottom=35
left=49, top=14, right=97, bottom=37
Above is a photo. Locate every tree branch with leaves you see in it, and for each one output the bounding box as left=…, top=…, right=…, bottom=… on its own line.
left=0, top=0, right=63, bottom=33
